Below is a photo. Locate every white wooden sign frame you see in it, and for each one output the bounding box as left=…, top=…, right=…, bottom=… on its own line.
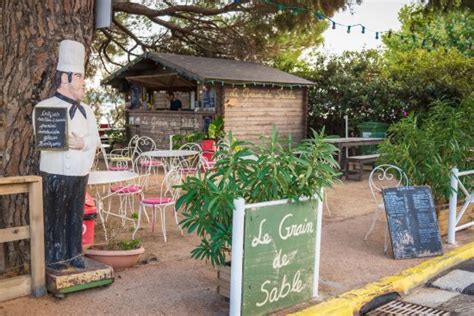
left=229, top=192, right=323, bottom=315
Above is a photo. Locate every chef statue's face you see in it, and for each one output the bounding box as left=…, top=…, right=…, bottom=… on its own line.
left=60, top=72, right=85, bottom=101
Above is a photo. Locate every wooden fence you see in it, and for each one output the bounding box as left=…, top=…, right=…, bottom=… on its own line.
left=0, top=176, right=46, bottom=302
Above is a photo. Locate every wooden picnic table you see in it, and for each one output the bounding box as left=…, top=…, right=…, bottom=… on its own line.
left=325, top=137, right=384, bottom=177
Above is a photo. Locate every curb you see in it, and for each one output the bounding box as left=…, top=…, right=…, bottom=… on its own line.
left=290, top=242, right=474, bottom=316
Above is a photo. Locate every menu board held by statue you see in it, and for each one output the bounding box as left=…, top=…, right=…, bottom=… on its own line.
left=34, top=107, right=68, bottom=151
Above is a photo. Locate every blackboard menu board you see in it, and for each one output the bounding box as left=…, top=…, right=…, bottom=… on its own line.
left=34, top=107, right=68, bottom=151
left=383, top=186, right=443, bottom=260
left=242, top=200, right=318, bottom=315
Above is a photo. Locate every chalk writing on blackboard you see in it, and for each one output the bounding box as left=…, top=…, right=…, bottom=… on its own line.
left=383, top=186, right=443, bottom=260
left=34, top=107, right=68, bottom=150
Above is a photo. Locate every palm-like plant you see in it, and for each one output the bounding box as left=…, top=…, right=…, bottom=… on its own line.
left=176, top=129, right=339, bottom=266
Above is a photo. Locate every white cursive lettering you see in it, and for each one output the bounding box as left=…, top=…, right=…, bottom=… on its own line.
left=252, top=219, right=272, bottom=247
left=279, top=214, right=314, bottom=240
left=256, top=270, right=306, bottom=307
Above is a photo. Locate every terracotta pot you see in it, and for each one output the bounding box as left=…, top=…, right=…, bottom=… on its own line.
left=84, top=246, right=145, bottom=271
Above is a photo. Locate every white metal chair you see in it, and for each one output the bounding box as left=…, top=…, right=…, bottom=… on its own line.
left=132, top=136, right=157, bottom=158
left=93, top=143, right=110, bottom=171
left=132, top=167, right=184, bottom=242
left=133, top=136, right=164, bottom=188
left=364, top=164, right=409, bottom=253
left=108, top=135, right=139, bottom=171
left=107, top=153, right=153, bottom=226
left=175, top=143, right=202, bottom=177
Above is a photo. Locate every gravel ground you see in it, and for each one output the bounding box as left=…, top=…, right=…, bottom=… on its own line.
left=1, top=174, right=472, bottom=315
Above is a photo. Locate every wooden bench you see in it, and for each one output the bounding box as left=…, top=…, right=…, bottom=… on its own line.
left=346, top=154, right=380, bottom=181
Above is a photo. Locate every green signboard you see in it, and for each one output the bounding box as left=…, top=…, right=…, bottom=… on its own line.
left=241, top=199, right=318, bottom=315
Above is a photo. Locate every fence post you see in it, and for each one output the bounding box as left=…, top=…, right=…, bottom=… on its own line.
left=169, top=134, right=174, bottom=150
left=28, top=180, right=46, bottom=296
left=313, top=189, right=323, bottom=298
left=230, top=198, right=245, bottom=316
left=447, top=168, right=459, bottom=245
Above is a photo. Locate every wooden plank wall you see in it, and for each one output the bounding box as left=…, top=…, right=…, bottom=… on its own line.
left=222, top=87, right=305, bottom=145
left=128, top=110, right=214, bottom=148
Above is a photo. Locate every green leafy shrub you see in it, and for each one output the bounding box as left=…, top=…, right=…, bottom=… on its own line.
left=206, top=116, right=225, bottom=140
left=176, top=129, right=339, bottom=266
left=378, top=96, right=474, bottom=203
left=301, top=50, right=404, bottom=136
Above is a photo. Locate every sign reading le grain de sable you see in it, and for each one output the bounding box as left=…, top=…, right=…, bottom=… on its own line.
left=242, top=200, right=318, bottom=315
left=34, top=107, right=68, bottom=150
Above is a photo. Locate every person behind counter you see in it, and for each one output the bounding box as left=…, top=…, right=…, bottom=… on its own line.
left=167, top=91, right=182, bottom=111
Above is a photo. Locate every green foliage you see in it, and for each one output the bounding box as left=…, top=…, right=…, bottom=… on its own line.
left=380, top=5, right=474, bottom=112
left=106, top=128, right=128, bottom=148
left=118, top=239, right=141, bottom=251
left=299, top=50, right=404, bottom=136
left=206, top=116, right=225, bottom=140
left=382, top=48, right=473, bottom=113
left=171, top=116, right=225, bottom=149
left=383, top=5, right=473, bottom=57
left=176, top=129, right=339, bottom=266
left=297, top=7, right=473, bottom=136
left=84, top=86, right=126, bottom=127
left=101, top=220, right=142, bottom=251
left=378, top=96, right=474, bottom=203
left=171, top=132, right=206, bottom=150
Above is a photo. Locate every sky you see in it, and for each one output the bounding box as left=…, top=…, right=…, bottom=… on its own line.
left=319, top=0, right=417, bottom=55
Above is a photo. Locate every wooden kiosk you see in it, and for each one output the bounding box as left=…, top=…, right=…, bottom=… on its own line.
left=102, top=53, right=314, bottom=147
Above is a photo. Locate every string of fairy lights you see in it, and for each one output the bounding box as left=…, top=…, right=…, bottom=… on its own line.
left=263, top=0, right=472, bottom=50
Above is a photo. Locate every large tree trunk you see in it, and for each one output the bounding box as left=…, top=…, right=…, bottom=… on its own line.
left=0, top=0, right=95, bottom=272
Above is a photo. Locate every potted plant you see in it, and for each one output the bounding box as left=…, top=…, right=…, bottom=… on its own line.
left=106, top=127, right=128, bottom=150
left=171, top=132, right=206, bottom=149
left=201, top=116, right=225, bottom=161
left=378, top=97, right=474, bottom=234
left=175, top=128, right=340, bottom=296
left=84, top=219, right=145, bottom=271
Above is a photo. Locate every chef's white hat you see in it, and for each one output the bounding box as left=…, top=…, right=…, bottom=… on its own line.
left=56, top=40, right=85, bottom=74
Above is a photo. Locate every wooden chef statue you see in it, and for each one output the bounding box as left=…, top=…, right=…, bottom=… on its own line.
left=35, top=39, right=100, bottom=270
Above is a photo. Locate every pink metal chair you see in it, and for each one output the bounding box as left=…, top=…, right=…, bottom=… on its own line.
left=132, top=167, right=183, bottom=242
left=106, top=153, right=153, bottom=226
left=175, top=143, right=202, bottom=177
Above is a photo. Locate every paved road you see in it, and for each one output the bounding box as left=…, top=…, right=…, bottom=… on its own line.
left=367, top=258, right=474, bottom=315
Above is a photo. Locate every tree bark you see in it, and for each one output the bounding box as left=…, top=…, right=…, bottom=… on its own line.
left=0, top=0, right=95, bottom=271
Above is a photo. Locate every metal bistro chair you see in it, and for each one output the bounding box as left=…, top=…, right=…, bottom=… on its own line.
left=133, top=136, right=165, bottom=188
left=93, top=143, right=110, bottom=171
left=107, top=153, right=153, bottom=226
left=364, top=164, right=409, bottom=254
left=132, top=167, right=184, bottom=242
left=108, top=135, right=139, bottom=171
left=175, top=143, right=202, bottom=178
